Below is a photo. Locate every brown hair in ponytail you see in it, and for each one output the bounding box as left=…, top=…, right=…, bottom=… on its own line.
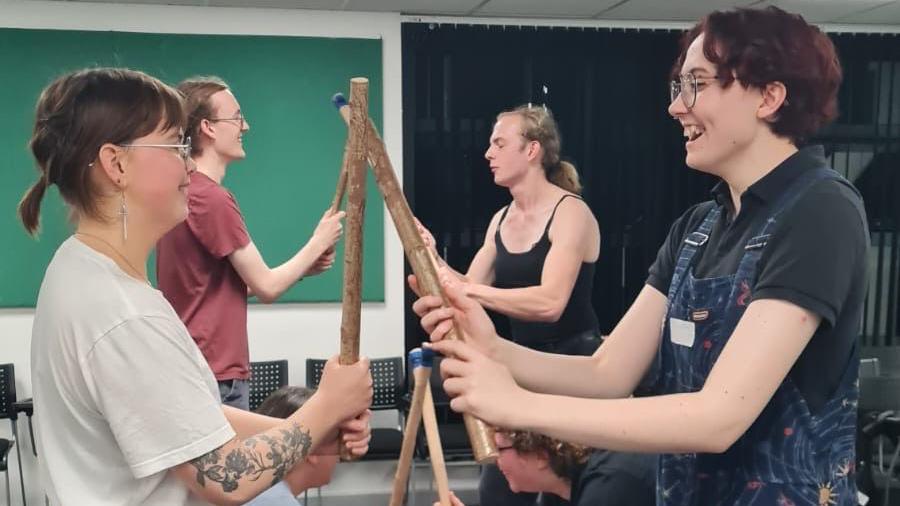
left=496, top=105, right=583, bottom=194
left=18, top=68, right=185, bottom=236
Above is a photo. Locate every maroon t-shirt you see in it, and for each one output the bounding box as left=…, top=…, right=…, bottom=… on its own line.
left=157, top=172, right=251, bottom=381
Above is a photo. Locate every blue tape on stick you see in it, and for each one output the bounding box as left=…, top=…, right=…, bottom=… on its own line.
left=420, top=346, right=434, bottom=368
left=331, top=93, right=348, bottom=110
left=408, top=347, right=423, bottom=369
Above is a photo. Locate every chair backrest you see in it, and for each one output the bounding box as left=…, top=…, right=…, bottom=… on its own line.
left=861, top=346, right=900, bottom=374
left=249, top=360, right=288, bottom=412
left=370, top=357, right=403, bottom=409
left=0, top=363, right=15, bottom=420
left=306, top=357, right=404, bottom=411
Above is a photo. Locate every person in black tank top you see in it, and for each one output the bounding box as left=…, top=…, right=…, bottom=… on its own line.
left=418, top=105, right=602, bottom=506
left=493, top=194, right=599, bottom=352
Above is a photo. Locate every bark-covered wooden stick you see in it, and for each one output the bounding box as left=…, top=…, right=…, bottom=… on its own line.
left=331, top=90, right=498, bottom=464
left=338, top=78, right=369, bottom=461
left=329, top=93, right=352, bottom=212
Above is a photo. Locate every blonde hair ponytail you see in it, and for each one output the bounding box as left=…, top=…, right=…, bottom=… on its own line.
left=497, top=105, right=583, bottom=194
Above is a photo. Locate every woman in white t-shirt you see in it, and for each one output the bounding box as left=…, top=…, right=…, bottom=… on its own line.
left=18, top=68, right=373, bottom=506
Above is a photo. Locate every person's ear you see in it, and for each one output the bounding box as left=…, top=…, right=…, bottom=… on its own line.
left=199, top=118, right=217, bottom=142
left=757, top=81, right=788, bottom=123
left=96, top=143, right=127, bottom=189
left=536, top=451, right=551, bottom=470
left=527, top=141, right=541, bottom=161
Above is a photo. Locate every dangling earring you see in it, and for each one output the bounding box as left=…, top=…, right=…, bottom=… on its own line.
left=119, top=191, right=128, bottom=241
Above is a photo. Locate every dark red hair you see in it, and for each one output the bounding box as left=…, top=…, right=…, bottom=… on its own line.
left=672, top=6, right=842, bottom=144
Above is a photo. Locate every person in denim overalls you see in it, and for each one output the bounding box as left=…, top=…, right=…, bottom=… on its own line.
left=413, top=6, right=869, bottom=506
left=648, top=160, right=866, bottom=505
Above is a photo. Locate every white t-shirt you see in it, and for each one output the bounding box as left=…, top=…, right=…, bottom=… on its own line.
left=31, top=237, right=235, bottom=505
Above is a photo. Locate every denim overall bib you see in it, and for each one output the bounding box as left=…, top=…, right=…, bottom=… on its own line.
left=653, top=167, right=861, bottom=506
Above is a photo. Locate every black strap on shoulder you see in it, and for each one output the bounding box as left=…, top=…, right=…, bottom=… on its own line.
left=497, top=204, right=512, bottom=228
left=544, top=194, right=583, bottom=234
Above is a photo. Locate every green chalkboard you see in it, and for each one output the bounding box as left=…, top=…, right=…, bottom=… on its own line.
left=0, top=28, right=384, bottom=307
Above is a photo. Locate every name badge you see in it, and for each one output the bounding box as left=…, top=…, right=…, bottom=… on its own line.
left=670, top=318, right=695, bottom=348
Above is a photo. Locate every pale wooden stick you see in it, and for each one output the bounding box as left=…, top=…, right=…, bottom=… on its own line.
left=422, top=374, right=452, bottom=506
left=389, top=348, right=446, bottom=506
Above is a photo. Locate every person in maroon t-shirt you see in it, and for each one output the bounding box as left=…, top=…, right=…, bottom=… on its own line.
left=157, top=76, right=344, bottom=409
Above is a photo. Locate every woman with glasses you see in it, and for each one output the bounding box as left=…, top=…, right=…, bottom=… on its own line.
left=156, top=76, right=346, bottom=411
left=413, top=7, right=868, bottom=506
left=417, top=104, right=601, bottom=506
left=20, top=68, right=372, bottom=505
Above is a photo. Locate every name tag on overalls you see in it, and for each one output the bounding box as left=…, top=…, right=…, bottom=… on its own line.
left=669, top=317, right=695, bottom=347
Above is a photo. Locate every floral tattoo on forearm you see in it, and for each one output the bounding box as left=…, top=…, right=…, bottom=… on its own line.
left=190, top=422, right=312, bottom=493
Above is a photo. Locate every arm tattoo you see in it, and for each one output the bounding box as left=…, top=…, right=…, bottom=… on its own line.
left=190, top=422, right=312, bottom=493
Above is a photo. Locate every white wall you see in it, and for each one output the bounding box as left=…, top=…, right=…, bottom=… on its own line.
left=0, top=1, right=434, bottom=504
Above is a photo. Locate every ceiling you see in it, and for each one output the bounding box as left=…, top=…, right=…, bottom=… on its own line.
left=41, top=0, right=900, bottom=25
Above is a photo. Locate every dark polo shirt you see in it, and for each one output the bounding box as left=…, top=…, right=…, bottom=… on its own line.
left=646, top=146, right=869, bottom=414
left=538, top=450, right=656, bottom=506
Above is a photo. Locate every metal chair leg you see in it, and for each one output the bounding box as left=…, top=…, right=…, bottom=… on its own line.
left=11, top=424, right=25, bottom=506
left=26, top=417, right=36, bottom=458
left=5, top=467, right=11, bottom=506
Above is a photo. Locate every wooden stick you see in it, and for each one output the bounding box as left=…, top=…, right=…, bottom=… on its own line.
left=422, top=371, right=452, bottom=505
left=330, top=89, right=498, bottom=464
left=390, top=348, right=449, bottom=506
left=331, top=146, right=349, bottom=212
left=338, top=78, right=369, bottom=461
left=365, top=123, right=497, bottom=464
left=330, top=93, right=352, bottom=212
left=339, top=78, right=368, bottom=366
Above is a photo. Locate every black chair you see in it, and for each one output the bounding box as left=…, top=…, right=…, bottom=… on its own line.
left=249, top=360, right=289, bottom=413
left=306, top=357, right=405, bottom=460
left=857, top=347, right=900, bottom=505
left=0, top=364, right=26, bottom=506
left=0, top=438, right=11, bottom=506
left=11, top=400, right=34, bottom=458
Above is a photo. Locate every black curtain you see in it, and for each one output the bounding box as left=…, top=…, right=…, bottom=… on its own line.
left=402, top=23, right=900, bottom=350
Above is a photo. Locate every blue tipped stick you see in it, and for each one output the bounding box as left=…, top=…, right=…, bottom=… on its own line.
left=332, top=92, right=348, bottom=110
left=408, top=346, right=435, bottom=370
left=408, top=347, right=422, bottom=370
left=420, top=346, right=434, bottom=368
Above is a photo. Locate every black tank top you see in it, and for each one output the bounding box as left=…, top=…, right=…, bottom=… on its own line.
left=493, top=194, right=600, bottom=347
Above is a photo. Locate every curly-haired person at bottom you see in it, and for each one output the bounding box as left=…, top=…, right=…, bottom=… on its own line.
left=436, top=431, right=655, bottom=506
